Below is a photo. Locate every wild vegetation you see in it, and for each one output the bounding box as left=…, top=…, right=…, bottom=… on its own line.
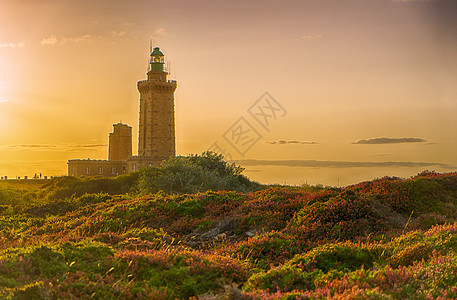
left=1, top=153, right=457, bottom=299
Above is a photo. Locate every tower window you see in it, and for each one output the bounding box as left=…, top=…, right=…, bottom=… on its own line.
left=99, top=167, right=104, bottom=174
left=86, top=167, right=90, bottom=174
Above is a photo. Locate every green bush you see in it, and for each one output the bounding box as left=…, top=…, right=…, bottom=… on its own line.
left=38, top=172, right=139, bottom=201
left=0, top=187, right=29, bottom=208
left=11, top=281, right=49, bottom=300
left=137, top=152, right=259, bottom=194
left=245, top=266, right=319, bottom=293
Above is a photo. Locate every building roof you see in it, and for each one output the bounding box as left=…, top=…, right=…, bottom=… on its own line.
left=151, top=47, right=164, bottom=56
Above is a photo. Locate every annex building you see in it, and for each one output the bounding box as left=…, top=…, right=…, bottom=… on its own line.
left=68, top=47, right=177, bottom=177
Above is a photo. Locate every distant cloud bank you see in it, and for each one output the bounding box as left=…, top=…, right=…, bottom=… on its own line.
left=235, top=159, right=454, bottom=169
left=352, top=137, right=426, bottom=144
left=0, top=42, right=24, bottom=48
left=369, top=153, right=394, bottom=157
left=300, top=34, right=324, bottom=40
left=40, top=36, right=58, bottom=45
left=40, top=34, right=93, bottom=46
left=4, top=144, right=106, bottom=151
left=266, top=140, right=319, bottom=145
left=111, top=30, right=127, bottom=37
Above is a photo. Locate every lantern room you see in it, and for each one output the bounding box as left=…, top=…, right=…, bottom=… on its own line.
left=150, top=47, right=165, bottom=72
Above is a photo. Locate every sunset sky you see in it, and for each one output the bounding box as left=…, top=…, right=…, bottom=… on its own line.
left=1, top=0, right=456, bottom=186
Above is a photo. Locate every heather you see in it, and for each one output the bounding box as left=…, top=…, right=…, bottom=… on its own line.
left=1, top=167, right=457, bottom=299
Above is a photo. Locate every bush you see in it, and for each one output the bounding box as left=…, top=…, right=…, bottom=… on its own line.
left=0, top=187, right=29, bottom=208
left=245, top=266, right=319, bottom=293
left=286, top=243, right=374, bottom=273
left=137, top=152, right=259, bottom=194
left=38, top=172, right=139, bottom=201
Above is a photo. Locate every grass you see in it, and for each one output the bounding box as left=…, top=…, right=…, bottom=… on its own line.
left=0, top=179, right=50, bottom=191
left=1, top=170, right=457, bottom=298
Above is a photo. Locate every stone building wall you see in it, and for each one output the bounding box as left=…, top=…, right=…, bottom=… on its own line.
left=126, top=156, right=162, bottom=173
left=67, top=159, right=127, bottom=177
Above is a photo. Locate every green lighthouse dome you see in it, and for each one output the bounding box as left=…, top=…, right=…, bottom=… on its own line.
left=150, top=47, right=165, bottom=72
left=151, top=47, right=164, bottom=56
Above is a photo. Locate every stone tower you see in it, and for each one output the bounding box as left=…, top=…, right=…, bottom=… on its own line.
left=108, top=123, right=132, bottom=161
left=137, top=47, right=177, bottom=161
left=68, top=46, right=177, bottom=176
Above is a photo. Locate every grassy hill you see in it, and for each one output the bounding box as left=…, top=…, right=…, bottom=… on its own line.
left=1, top=156, right=457, bottom=299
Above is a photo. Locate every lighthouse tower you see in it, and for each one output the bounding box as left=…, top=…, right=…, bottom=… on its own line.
left=68, top=46, right=178, bottom=176
left=132, top=47, right=177, bottom=170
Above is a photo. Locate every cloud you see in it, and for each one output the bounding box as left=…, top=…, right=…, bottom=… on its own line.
left=266, top=140, right=319, bottom=145
left=40, top=34, right=93, bottom=46
left=4, top=144, right=106, bottom=151
left=0, top=99, right=9, bottom=103
left=300, top=34, right=324, bottom=40
left=352, top=137, right=426, bottom=144
left=234, top=159, right=455, bottom=169
left=0, top=42, right=25, bottom=48
left=61, top=34, right=92, bottom=44
left=111, top=30, right=127, bottom=37
left=154, top=28, right=166, bottom=36
left=244, top=169, right=263, bottom=173
left=368, top=153, right=394, bottom=157
left=149, top=28, right=167, bottom=41
left=73, top=144, right=106, bottom=148
left=40, top=35, right=58, bottom=45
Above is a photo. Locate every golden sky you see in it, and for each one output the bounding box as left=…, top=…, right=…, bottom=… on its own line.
left=1, top=0, right=456, bottom=185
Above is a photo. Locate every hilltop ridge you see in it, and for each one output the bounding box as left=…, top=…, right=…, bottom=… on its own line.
left=1, top=157, right=457, bottom=299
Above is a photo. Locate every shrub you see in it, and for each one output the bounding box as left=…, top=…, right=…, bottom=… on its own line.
left=245, top=266, right=319, bottom=293
left=286, top=243, right=374, bottom=273
left=37, top=172, right=139, bottom=202
left=137, top=152, right=259, bottom=195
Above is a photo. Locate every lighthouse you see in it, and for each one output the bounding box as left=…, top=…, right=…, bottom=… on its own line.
left=129, top=47, right=177, bottom=171
left=68, top=46, right=177, bottom=176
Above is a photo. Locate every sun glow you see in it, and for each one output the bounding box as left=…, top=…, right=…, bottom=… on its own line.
left=0, top=86, right=9, bottom=136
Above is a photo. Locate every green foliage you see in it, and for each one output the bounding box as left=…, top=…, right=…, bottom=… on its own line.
left=0, top=241, right=248, bottom=299
left=246, top=266, right=319, bottom=293
left=0, top=173, right=139, bottom=215
left=0, top=186, right=30, bottom=208
left=1, top=153, right=255, bottom=208
left=38, top=172, right=139, bottom=201
left=11, top=281, right=49, bottom=300
left=245, top=242, right=374, bottom=293
left=137, top=151, right=259, bottom=194
left=287, top=243, right=374, bottom=273
left=1, top=171, right=457, bottom=298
